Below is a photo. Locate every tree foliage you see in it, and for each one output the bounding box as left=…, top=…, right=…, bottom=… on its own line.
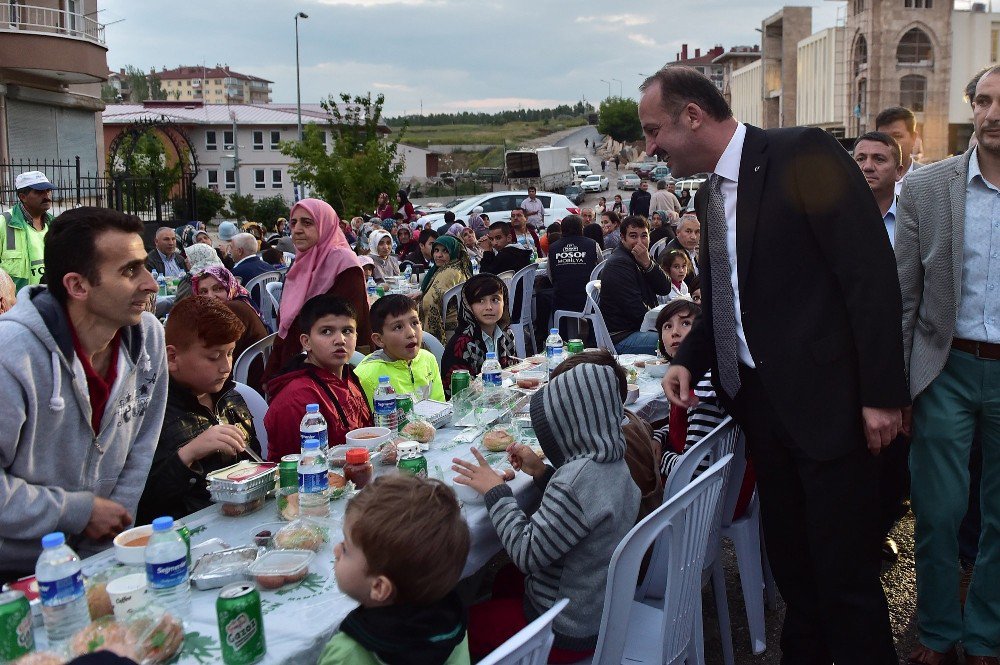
left=386, top=101, right=595, bottom=127
left=187, top=187, right=227, bottom=223
left=282, top=92, right=405, bottom=218
left=597, top=97, right=642, bottom=143
left=227, top=193, right=256, bottom=222
left=252, top=196, right=289, bottom=232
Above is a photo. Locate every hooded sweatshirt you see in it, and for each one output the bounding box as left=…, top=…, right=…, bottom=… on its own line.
left=265, top=357, right=373, bottom=462
left=0, top=287, right=167, bottom=571
left=483, top=363, right=640, bottom=651
left=353, top=349, right=445, bottom=409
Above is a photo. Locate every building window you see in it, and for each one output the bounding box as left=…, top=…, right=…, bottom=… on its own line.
left=900, top=74, right=927, bottom=112
left=225, top=170, right=236, bottom=190
left=254, top=169, right=266, bottom=189
left=904, top=0, right=932, bottom=7
left=897, top=28, right=933, bottom=65
left=253, top=131, right=264, bottom=150
left=318, top=131, right=327, bottom=146
left=853, top=0, right=865, bottom=13
left=992, top=23, right=1000, bottom=63
left=207, top=170, right=218, bottom=187
left=853, top=35, right=868, bottom=77
left=206, top=131, right=217, bottom=151
left=271, top=169, right=283, bottom=188
left=223, top=130, right=234, bottom=150
left=270, top=130, right=281, bottom=149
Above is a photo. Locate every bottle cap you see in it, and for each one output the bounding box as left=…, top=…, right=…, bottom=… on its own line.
left=41, top=532, right=65, bottom=548
left=396, top=441, right=420, bottom=458
left=346, top=448, right=370, bottom=464
left=379, top=375, right=390, bottom=383
left=306, top=404, right=319, bottom=413
left=152, top=516, right=174, bottom=532
left=302, top=438, right=320, bottom=449
left=486, top=352, right=496, bottom=360
left=550, top=328, right=559, bottom=334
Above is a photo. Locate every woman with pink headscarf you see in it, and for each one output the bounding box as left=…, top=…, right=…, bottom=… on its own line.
left=262, top=198, right=371, bottom=388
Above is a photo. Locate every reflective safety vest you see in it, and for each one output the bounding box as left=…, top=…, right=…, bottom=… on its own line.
left=0, top=208, right=49, bottom=290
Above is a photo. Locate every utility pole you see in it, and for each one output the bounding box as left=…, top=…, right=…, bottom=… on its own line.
left=295, top=11, right=309, bottom=141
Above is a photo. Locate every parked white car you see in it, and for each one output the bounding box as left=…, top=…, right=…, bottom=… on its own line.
left=570, top=157, right=590, bottom=166
left=415, top=190, right=581, bottom=230
left=572, top=163, right=593, bottom=180
left=580, top=174, right=610, bottom=192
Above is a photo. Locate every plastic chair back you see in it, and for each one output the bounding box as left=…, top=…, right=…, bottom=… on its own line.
left=421, top=331, right=445, bottom=367
left=590, top=455, right=731, bottom=665
left=282, top=252, right=295, bottom=267
left=590, top=261, right=606, bottom=282
left=263, top=281, right=283, bottom=332
left=584, top=280, right=616, bottom=352
left=650, top=238, right=668, bottom=262
left=441, top=282, right=464, bottom=335
left=244, top=270, right=282, bottom=310
left=350, top=351, right=366, bottom=367
left=508, top=263, right=538, bottom=357
left=232, top=381, right=269, bottom=460
left=478, top=599, right=569, bottom=665
left=233, top=333, right=276, bottom=386
left=637, top=417, right=737, bottom=602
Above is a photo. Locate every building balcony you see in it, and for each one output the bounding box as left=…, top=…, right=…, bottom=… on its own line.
left=0, top=3, right=108, bottom=83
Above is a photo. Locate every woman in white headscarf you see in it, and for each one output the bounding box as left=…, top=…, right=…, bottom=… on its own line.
left=368, top=229, right=400, bottom=282
left=467, top=205, right=487, bottom=238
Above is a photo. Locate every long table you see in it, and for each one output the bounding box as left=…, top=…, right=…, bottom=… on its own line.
left=64, top=371, right=667, bottom=664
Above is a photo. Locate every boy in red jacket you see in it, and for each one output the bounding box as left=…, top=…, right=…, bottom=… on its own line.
left=264, top=295, right=373, bottom=461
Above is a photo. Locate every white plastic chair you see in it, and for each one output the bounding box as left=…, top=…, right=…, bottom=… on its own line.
left=441, top=282, right=464, bottom=336
left=233, top=333, right=276, bottom=386
left=263, top=281, right=283, bottom=332
left=350, top=351, right=365, bottom=367
left=638, top=418, right=739, bottom=665
left=282, top=251, right=295, bottom=267
left=232, top=381, right=269, bottom=460
left=585, top=455, right=732, bottom=665
left=584, top=280, right=617, bottom=353
left=421, top=331, right=445, bottom=367
left=650, top=238, right=668, bottom=262
left=244, top=270, right=282, bottom=311
left=507, top=263, right=538, bottom=358
left=601, top=248, right=612, bottom=260
left=589, top=261, right=606, bottom=281
left=478, top=598, right=569, bottom=665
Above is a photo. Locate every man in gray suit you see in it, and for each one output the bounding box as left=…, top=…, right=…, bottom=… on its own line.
left=896, top=66, right=1000, bottom=665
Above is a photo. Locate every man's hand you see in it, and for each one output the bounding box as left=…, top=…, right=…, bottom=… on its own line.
left=83, top=497, right=132, bottom=541
left=178, top=424, right=246, bottom=467
left=478, top=235, right=492, bottom=252
left=631, top=242, right=652, bottom=269
left=507, top=444, right=546, bottom=479
left=663, top=364, right=698, bottom=408
left=862, top=406, right=902, bottom=456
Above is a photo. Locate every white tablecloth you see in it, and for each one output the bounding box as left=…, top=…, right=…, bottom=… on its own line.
left=640, top=304, right=666, bottom=332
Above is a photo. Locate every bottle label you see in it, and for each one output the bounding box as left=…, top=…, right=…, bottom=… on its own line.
left=38, top=571, right=84, bottom=607
left=546, top=344, right=562, bottom=359
left=300, top=429, right=329, bottom=449
left=483, top=371, right=502, bottom=387
left=374, top=396, right=396, bottom=417
left=299, top=470, right=329, bottom=494
left=145, top=556, right=187, bottom=589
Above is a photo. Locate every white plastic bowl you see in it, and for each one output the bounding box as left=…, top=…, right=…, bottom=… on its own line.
left=113, top=524, right=154, bottom=566
left=345, top=426, right=392, bottom=450
left=625, top=384, right=640, bottom=405
left=645, top=361, right=670, bottom=378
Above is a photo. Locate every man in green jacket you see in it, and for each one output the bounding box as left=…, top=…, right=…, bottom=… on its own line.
left=1, top=171, right=55, bottom=290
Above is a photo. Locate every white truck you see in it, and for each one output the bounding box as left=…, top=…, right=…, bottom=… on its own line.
left=505, top=146, right=574, bottom=191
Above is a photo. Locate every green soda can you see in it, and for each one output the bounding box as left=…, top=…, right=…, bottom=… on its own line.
left=278, top=455, right=300, bottom=520
left=451, top=370, right=471, bottom=397
left=567, top=339, right=585, bottom=354
left=396, top=442, right=428, bottom=478
left=177, top=523, right=192, bottom=567
left=217, top=583, right=266, bottom=665
left=396, top=393, right=414, bottom=430
left=0, top=590, right=34, bottom=661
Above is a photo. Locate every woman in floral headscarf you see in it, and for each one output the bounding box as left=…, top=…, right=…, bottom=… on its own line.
left=262, top=198, right=370, bottom=388
left=375, top=192, right=394, bottom=220
left=419, top=234, right=472, bottom=342
left=394, top=224, right=419, bottom=261
left=191, top=265, right=270, bottom=375
left=174, top=242, right=222, bottom=301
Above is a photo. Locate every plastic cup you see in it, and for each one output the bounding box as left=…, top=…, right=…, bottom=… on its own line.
left=106, top=573, right=148, bottom=622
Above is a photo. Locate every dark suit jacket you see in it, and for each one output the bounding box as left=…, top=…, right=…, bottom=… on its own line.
left=145, top=249, right=185, bottom=275
left=629, top=189, right=651, bottom=218
left=673, top=124, right=909, bottom=460
left=232, top=255, right=274, bottom=285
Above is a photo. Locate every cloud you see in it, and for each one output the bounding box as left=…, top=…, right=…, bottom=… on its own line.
left=437, top=97, right=570, bottom=112
left=575, top=13, right=649, bottom=27
left=310, top=0, right=443, bottom=5
left=628, top=34, right=655, bottom=47
left=373, top=82, right=416, bottom=92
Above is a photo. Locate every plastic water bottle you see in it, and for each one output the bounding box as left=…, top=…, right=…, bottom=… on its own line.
left=36, top=532, right=90, bottom=646
left=145, top=517, right=191, bottom=619
left=298, top=438, right=330, bottom=516
left=156, top=273, right=167, bottom=296
left=366, top=277, right=379, bottom=303
left=481, top=352, right=502, bottom=389
left=373, top=376, right=399, bottom=431
left=545, top=328, right=565, bottom=375
left=300, top=403, right=328, bottom=451
left=470, top=256, right=480, bottom=274
left=403, top=264, right=413, bottom=282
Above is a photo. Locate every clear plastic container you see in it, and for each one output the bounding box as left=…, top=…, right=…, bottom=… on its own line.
left=247, top=549, right=314, bottom=591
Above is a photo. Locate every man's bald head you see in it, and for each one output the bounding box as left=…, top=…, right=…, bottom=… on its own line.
left=0, top=268, right=16, bottom=314
left=230, top=232, right=259, bottom=261
left=154, top=227, right=177, bottom=255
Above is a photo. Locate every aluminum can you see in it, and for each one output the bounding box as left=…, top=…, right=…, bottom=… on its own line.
left=177, top=523, right=192, bottom=567
left=450, top=370, right=471, bottom=397
left=396, top=442, right=428, bottom=478
left=217, top=583, right=266, bottom=665
left=567, top=339, right=585, bottom=354
left=0, top=590, right=33, bottom=660
left=396, top=393, right=414, bottom=430
left=279, top=455, right=300, bottom=489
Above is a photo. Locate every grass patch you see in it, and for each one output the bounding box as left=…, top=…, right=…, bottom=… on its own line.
left=396, top=118, right=587, bottom=148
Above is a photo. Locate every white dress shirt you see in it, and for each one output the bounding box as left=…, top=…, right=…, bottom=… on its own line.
left=712, top=122, right=755, bottom=367
left=893, top=160, right=918, bottom=197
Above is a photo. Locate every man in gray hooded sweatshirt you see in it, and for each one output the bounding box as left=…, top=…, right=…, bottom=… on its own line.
left=0, top=207, right=167, bottom=579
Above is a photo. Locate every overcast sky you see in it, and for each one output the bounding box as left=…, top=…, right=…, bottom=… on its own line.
left=101, top=0, right=843, bottom=117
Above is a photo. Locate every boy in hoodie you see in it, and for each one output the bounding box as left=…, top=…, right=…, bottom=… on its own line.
left=265, top=295, right=373, bottom=462
left=453, top=361, right=640, bottom=661
left=0, top=208, right=167, bottom=579
left=137, top=296, right=262, bottom=524
left=320, top=474, right=471, bottom=665
left=354, top=295, right=445, bottom=407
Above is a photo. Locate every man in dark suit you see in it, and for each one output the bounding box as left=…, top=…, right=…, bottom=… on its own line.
left=229, top=232, right=273, bottom=284
left=644, top=67, right=908, bottom=663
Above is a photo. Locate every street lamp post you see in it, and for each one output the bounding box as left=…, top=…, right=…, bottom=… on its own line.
left=600, top=79, right=611, bottom=98
left=295, top=11, right=309, bottom=142
left=612, top=77, right=622, bottom=97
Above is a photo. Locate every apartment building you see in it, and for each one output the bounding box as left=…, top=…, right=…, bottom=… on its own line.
left=155, top=66, right=273, bottom=105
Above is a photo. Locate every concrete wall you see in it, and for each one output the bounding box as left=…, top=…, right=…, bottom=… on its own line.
left=949, top=9, right=1000, bottom=125
left=797, top=27, right=846, bottom=128
left=731, top=60, right=764, bottom=127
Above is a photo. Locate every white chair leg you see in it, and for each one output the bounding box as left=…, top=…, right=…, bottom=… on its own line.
left=731, top=517, right=768, bottom=654
left=762, top=530, right=778, bottom=611
left=692, top=593, right=706, bottom=665
left=712, top=559, right=735, bottom=665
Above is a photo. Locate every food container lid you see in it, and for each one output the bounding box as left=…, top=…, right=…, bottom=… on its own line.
left=207, top=461, right=277, bottom=488
left=247, top=549, right=314, bottom=576
left=346, top=448, right=370, bottom=464
left=396, top=441, right=420, bottom=458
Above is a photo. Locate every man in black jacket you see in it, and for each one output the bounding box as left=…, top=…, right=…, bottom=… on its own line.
left=546, top=214, right=600, bottom=339
left=598, top=215, right=670, bottom=354
left=480, top=221, right=532, bottom=275
left=405, top=229, right=438, bottom=270
left=628, top=179, right=652, bottom=218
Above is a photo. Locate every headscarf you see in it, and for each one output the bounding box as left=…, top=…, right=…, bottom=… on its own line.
left=177, top=225, right=197, bottom=247
left=420, top=235, right=472, bottom=294
left=395, top=224, right=418, bottom=260
left=191, top=265, right=262, bottom=317
left=278, top=198, right=362, bottom=337
left=185, top=243, right=222, bottom=273
left=441, top=274, right=517, bottom=382
left=447, top=223, right=464, bottom=238
left=369, top=230, right=392, bottom=256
